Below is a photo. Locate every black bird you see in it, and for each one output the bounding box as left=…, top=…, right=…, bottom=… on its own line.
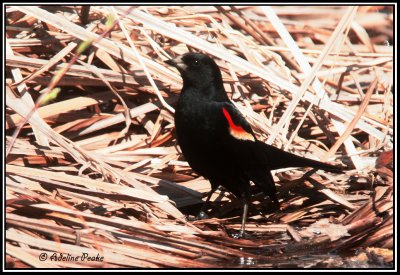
left=166, top=52, right=343, bottom=237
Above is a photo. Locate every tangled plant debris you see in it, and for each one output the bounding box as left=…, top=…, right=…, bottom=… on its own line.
left=5, top=5, right=393, bottom=268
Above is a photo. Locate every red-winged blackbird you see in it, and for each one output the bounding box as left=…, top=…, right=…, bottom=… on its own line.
left=166, top=52, right=344, bottom=236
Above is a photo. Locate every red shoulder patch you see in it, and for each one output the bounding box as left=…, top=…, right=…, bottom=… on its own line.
left=222, top=107, right=255, bottom=141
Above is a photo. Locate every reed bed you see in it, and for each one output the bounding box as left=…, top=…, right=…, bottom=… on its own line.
left=5, top=5, right=393, bottom=268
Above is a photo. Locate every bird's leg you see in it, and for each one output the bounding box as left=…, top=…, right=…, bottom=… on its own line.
left=240, top=200, right=249, bottom=237
left=239, top=193, right=250, bottom=238
left=266, top=170, right=280, bottom=211
left=197, top=185, right=218, bottom=219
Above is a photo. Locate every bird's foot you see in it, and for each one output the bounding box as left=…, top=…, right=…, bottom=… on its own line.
left=231, top=230, right=251, bottom=239
left=187, top=211, right=210, bottom=221
left=196, top=211, right=209, bottom=220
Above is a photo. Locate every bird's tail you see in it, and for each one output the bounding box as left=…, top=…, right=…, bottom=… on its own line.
left=258, top=141, right=344, bottom=173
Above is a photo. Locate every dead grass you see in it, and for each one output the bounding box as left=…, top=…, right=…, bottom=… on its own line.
left=5, top=5, right=393, bottom=268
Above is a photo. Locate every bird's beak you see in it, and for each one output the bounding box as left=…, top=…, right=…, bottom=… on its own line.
left=165, top=56, right=187, bottom=70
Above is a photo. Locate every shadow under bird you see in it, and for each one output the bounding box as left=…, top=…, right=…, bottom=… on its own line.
left=165, top=52, right=344, bottom=237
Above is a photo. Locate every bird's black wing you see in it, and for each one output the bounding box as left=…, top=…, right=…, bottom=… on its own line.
left=218, top=102, right=344, bottom=173
left=217, top=102, right=279, bottom=203
left=218, top=102, right=257, bottom=143
left=217, top=102, right=343, bottom=204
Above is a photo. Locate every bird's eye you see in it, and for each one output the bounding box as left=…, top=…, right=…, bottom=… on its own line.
left=192, top=59, right=200, bottom=66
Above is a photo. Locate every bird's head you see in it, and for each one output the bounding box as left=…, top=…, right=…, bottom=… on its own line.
left=165, top=53, right=224, bottom=90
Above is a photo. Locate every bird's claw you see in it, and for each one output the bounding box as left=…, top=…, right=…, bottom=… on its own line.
left=196, top=211, right=209, bottom=220
left=231, top=231, right=251, bottom=239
